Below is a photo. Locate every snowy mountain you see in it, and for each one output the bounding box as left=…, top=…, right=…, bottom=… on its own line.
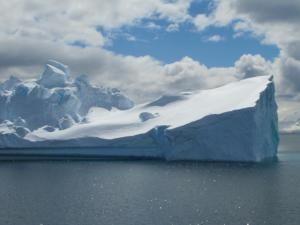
left=0, top=62, right=279, bottom=162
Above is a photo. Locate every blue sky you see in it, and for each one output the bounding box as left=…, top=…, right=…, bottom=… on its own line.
left=106, top=23, right=279, bottom=67
left=104, top=1, right=279, bottom=67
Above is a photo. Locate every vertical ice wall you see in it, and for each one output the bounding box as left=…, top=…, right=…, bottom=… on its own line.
left=163, top=77, right=279, bottom=162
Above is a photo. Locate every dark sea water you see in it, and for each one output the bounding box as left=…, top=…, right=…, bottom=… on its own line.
left=0, top=135, right=299, bottom=225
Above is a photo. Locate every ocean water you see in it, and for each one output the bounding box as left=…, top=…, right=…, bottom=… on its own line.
left=0, top=135, right=299, bottom=225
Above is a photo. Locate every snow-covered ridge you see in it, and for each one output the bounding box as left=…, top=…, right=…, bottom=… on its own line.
left=0, top=61, right=279, bottom=162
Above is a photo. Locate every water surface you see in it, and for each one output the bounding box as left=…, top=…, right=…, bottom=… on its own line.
left=0, top=135, right=299, bottom=225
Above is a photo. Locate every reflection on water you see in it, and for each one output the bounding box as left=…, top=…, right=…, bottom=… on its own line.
left=0, top=134, right=298, bottom=225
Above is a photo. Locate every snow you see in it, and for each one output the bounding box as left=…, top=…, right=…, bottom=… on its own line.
left=0, top=61, right=279, bottom=162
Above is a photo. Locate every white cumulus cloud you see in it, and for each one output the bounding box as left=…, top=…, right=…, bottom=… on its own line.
left=207, top=35, right=225, bottom=42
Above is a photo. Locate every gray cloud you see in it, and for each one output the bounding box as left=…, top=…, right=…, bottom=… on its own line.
left=276, top=57, right=300, bottom=95
left=0, top=0, right=193, bottom=51
left=235, top=0, right=300, bottom=24
left=234, top=54, right=272, bottom=79
left=286, top=41, right=300, bottom=61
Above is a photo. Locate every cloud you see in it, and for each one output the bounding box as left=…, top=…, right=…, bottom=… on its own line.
left=234, top=54, right=272, bottom=79
left=193, top=14, right=212, bottom=31
left=0, top=0, right=193, bottom=47
left=234, top=0, right=300, bottom=24
left=145, top=22, right=161, bottom=30
left=166, top=24, right=179, bottom=32
left=191, top=0, right=300, bottom=49
left=206, top=35, right=225, bottom=42
left=285, top=41, right=300, bottom=61
left=163, top=56, right=237, bottom=92
left=192, top=1, right=236, bottom=31
left=274, top=56, right=300, bottom=95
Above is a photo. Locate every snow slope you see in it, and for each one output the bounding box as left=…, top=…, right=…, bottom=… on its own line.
left=0, top=61, right=279, bottom=161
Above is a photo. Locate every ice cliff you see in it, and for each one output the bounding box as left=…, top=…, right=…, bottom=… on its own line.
left=0, top=61, right=279, bottom=162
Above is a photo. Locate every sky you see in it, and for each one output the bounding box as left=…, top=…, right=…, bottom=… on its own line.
left=1, top=0, right=300, bottom=131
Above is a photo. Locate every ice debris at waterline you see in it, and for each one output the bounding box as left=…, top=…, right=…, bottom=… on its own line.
left=0, top=60, right=279, bottom=162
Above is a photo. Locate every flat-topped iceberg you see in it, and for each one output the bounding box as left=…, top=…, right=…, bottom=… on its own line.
left=0, top=61, right=279, bottom=162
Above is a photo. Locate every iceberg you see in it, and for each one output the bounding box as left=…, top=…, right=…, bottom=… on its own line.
left=0, top=60, right=134, bottom=130
left=38, top=60, right=71, bottom=88
left=0, top=61, right=279, bottom=162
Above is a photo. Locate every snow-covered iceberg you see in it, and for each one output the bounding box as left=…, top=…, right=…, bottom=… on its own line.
left=0, top=61, right=279, bottom=162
